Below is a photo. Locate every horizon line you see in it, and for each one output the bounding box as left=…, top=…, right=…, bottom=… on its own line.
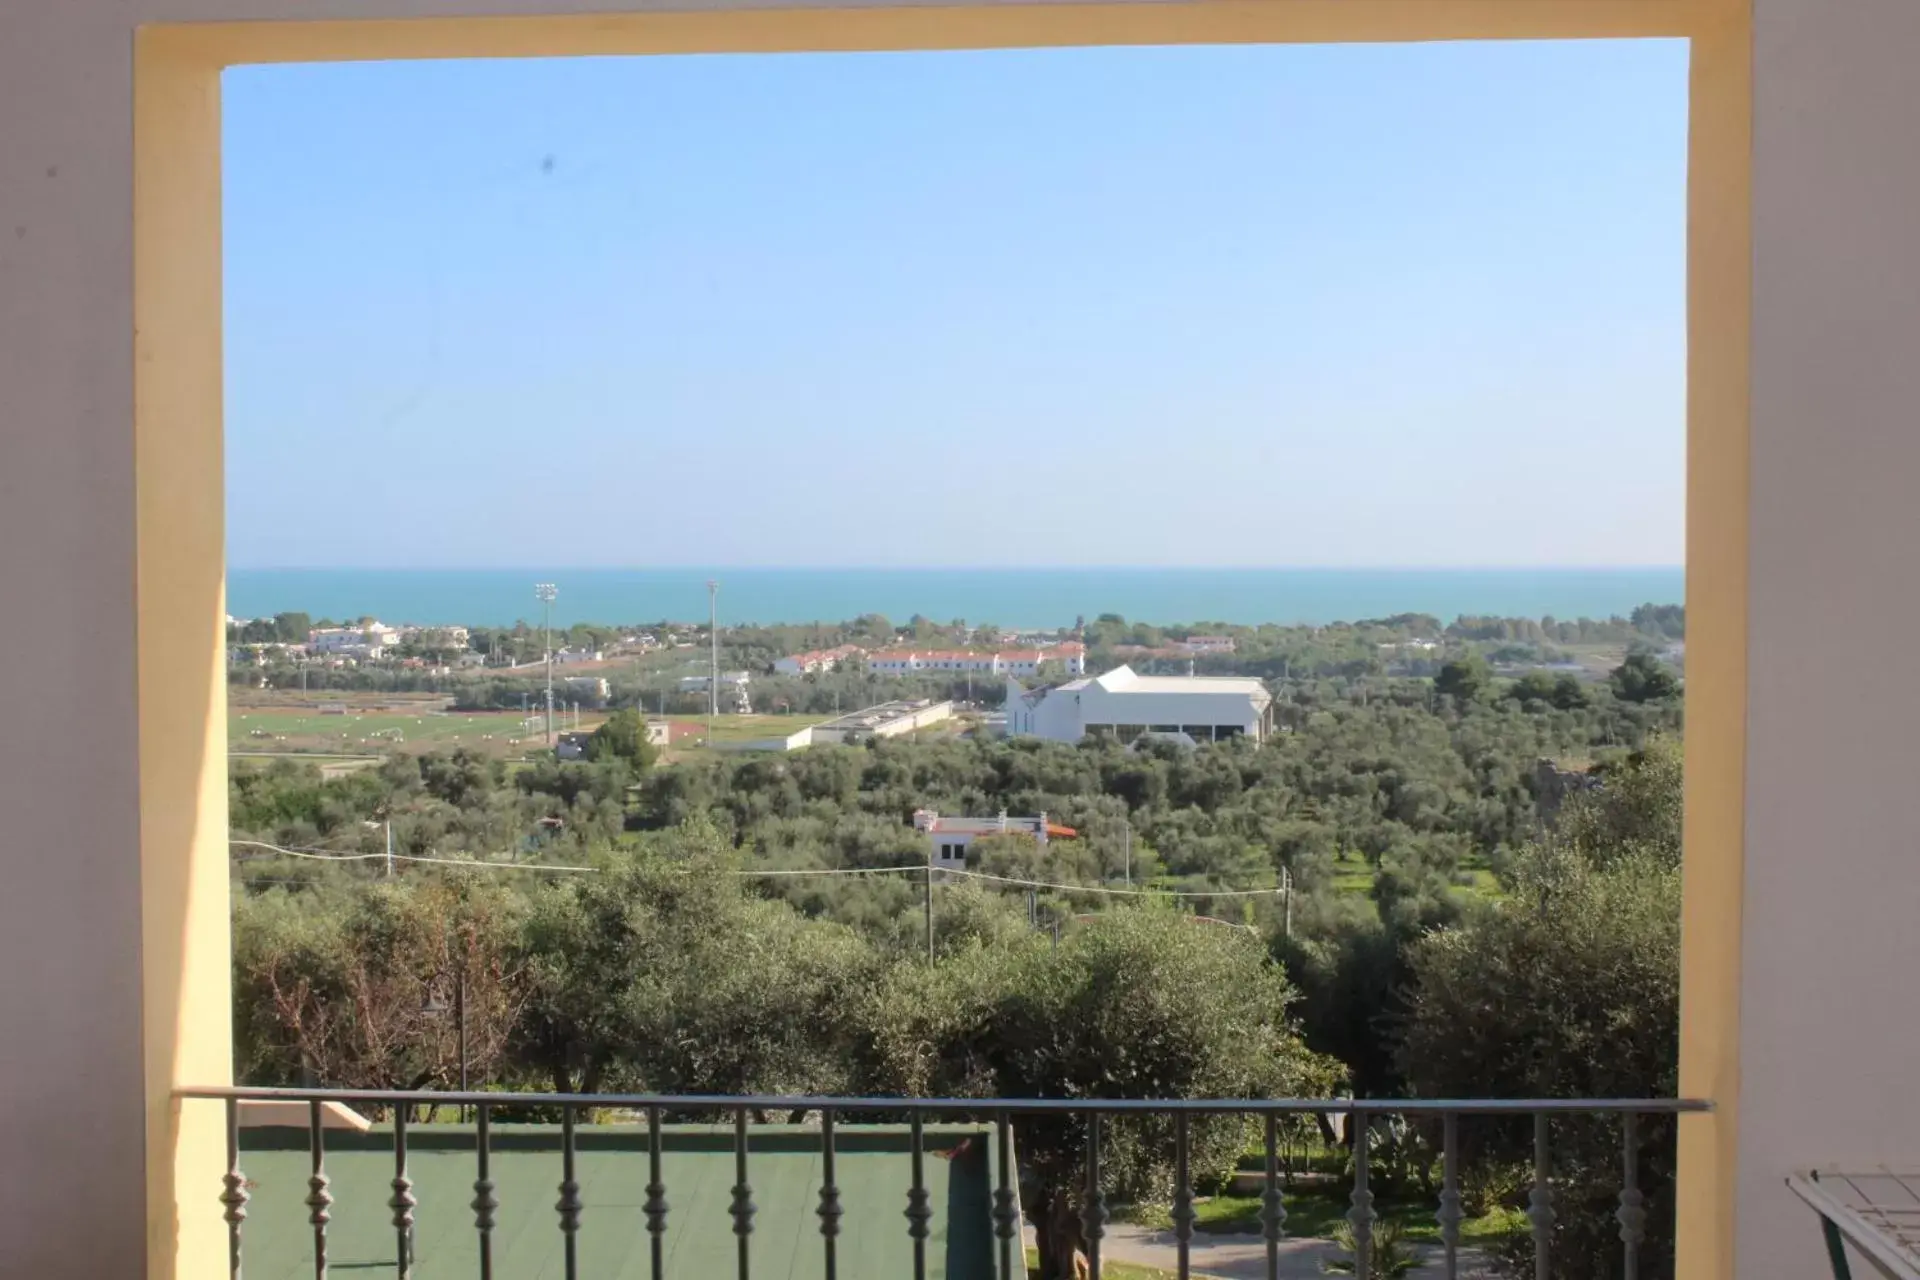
left=227, top=563, right=1688, bottom=574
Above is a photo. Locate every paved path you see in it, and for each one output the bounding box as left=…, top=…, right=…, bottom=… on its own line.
left=1029, top=1222, right=1496, bottom=1278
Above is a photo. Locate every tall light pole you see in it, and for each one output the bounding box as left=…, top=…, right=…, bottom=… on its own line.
left=706, top=579, right=719, bottom=742
left=535, top=582, right=558, bottom=744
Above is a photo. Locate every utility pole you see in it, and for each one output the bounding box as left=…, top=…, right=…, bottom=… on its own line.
left=1123, top=819, right=1132, bottom=886
left=706, top=579, right=721, bottom=740
left=384, top=819, right=394, bottom=878
left=536, top=582, right=558, bottom=744
left=924, top=843, right=935, bottom=961
left=1280, top=866, right=1293, bottom=946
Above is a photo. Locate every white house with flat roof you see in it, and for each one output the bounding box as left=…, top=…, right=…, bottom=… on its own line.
left=912, top=809, right=1078, bottom=867
left=308, top=623, right=401, bottom=659
left=1005, top=665, right=1273, bottom=744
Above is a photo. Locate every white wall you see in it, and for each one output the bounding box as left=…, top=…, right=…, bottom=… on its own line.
left=1082, top=687, right=1263, bottom=736
left=1741, top=2, right=1920, bottom=1273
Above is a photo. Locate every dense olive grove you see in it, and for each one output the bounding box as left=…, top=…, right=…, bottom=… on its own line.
left=229, top=620, right=1685, bottom=1278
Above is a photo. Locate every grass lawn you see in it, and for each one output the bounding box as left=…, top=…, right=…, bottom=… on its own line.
left=1329, top=852, right=1505, bottom=902
left=1328, top=854, right=1374, bottom=896
left=695, top=713, right=827, bottom=742
left=1454, top=852, right=1503, bottom=899
left=231, top=708, right=599, bottom=758
left=661, top=713, right=832, bottom=759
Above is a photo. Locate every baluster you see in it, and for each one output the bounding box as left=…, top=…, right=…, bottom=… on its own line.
left=906, top=1110, right=932, bottom=1280
left=1436, top=1112, right=1462, bottom=1280
left=220, top=1098, right=249, bottom=1280
left=647, top=1104, right=669, bottom=1280
left=472, top=1104, right=497, bottom=1280
left=1529, top=1113, right=1555, bottom=1280
left=1082, top=1112, right=1107, bottom=1280
left=306, top=1100, right=332, bottom=1280
left=1348, top=1108, right=1373, bottom=1280
left=731, top=1107, right=756, bottom=1280
left=556, top=1103, right=582, bottom=1280
left=1260, top=1113, right=1285, bottom=1280
left=993, top=1111, right=1019, bottom=1280
left=1617, top=1113, right=1646, bottom=1280
left=1172, top=1111, right=1195, bottom=1280
left=390, top=1107, right=417, bottom=1280
left=817, top=1108, right=841, bottom=1280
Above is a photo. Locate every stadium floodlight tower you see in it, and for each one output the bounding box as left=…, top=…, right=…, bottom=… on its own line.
left=535, top=581, right=558, bottom=744
left=706, top=579, right=720, bottom=742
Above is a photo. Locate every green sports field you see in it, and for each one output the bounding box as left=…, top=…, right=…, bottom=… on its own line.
left=230, top=707, right=597, bottom=758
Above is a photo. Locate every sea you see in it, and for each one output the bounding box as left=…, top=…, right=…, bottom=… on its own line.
left=225, top=567, right=1686, bottom=631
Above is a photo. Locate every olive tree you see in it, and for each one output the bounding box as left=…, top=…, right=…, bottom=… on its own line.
left=859, top=908, right=1328, bottom=1279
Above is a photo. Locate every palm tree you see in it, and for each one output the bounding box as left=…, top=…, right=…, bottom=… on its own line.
left=1322, top=1219, right=1420, bottom=1277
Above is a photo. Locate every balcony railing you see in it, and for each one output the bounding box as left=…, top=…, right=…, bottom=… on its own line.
left=179, top=1086, right=1708, bottom=1280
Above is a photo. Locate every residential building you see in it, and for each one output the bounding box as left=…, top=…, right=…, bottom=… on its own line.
left=308, top=622, right=401, bottom=659
left=912, top=808, right=1078, bottom=866
left=1181, top=635, right=1237, bottom=654
left=773, top=643, right=862, bottom=675
left=867, top=642, right=1086, bottom=678
left=555, top=721, right=669, bottom=755
left=552, top=647, right=603, bottom=665
left=1005, top=665, right=1274, bottom=744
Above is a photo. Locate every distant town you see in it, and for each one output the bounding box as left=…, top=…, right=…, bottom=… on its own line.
left=226, top=596, right=1683, bottom=766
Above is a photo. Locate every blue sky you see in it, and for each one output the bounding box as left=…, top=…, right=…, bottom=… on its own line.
left=224, top=39, right=1687, bottom=569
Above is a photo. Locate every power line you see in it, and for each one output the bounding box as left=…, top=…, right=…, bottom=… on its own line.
left=229, top=840, right=1284, bottom=898
left=738, top=865, right=925, bottom=877
left=741, top=863, right=1284, bottom=899
left=939, top=866, right=1285, bottom=899
left=229, top=839, right=596, bottom=873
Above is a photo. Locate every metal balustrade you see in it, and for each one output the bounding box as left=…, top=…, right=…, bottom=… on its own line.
left=181, top=1087, right=1708, bottom=1280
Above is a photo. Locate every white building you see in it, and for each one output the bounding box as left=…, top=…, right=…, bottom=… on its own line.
left=912, top=808, right=1078, bottom=867
left=1005, top=665, right=1274, bottom=744
left=773, top=643, right=862, bottom=675
left=308, top=623, right=401, bottom=659
left=553, top=647, right=603, bottom=665
left=1181, top=635, right=1237, bottom=654
left=868, top=643, right=1086, bottom=678
left=808, top=699, right=953, bottom=744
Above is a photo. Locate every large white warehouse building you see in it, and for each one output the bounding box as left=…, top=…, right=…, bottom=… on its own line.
left=1005, top=665, right=1274, bottom=744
